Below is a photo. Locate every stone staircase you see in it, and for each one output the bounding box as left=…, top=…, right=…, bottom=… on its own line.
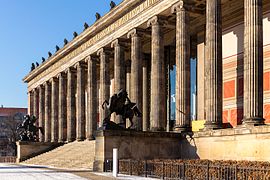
left=23, top=140, right=95, bottom=170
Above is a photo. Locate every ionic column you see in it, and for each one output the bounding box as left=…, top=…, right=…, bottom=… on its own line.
left=28, top=91, right=34, bottom=115
left=76, top=61, right=86, bottom=141
left=127, top=29, right=143, bottom=130
left=86, top=56, right=97, bottom=140
left=125, top=60, right=132, bottom=128
left=97, top=48, right=111, bottom=126
left=111, top=39, right=126, bottom=124
left=204, top=0, right=223, bottom=129
left=44, top=81, right=51, bottom=142
left=67, top=67, right=76, bottom=142
left=243, top=0, right=264, bottom=125
left=33, top=88, right=39, bottom=119
left=172, top=2, right=191, bottom=132
left=58, top=72, right=67, bottom=142
left=51, top=77, right=59, bottom=142
left=142, top=54, right=150, bottom=131
left=38, top=85, right=45, bottom=142
left=147, top=16, right=166, bottom=131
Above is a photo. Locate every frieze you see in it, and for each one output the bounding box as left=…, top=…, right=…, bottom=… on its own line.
left=28, top=0, right=160, bottom=89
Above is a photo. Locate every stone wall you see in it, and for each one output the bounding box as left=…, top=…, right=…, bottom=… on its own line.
left=182, top=125, right=270, bottom=161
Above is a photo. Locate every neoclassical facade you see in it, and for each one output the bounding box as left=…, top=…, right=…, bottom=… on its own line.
left=23, top=0, right=270, bottom=143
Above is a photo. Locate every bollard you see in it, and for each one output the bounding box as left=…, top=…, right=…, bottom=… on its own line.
left=113, top=148, right=118, bottom=177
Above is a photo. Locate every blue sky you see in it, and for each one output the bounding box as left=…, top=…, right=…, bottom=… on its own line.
left=0, top=0, right=122, bottom=108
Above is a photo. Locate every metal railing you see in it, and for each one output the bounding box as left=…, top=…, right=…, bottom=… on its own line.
left=104, top=159, right=270, bottom=180
left=0, top=156, right=16, bottom=163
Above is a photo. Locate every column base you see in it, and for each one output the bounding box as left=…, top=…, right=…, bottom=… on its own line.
left=76, top=137, right=86, bottom=142
left=67, top=138, right=75, bottom=143
left=173, top=126, right=191, bottom=132
left=150, top=127, right=166, bottom=132
left=203, top=121, right=222, bottom=130
left=242, top=117, right=265, bottom=126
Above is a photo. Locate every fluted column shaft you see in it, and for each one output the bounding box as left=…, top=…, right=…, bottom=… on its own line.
left=98, top=48, right=110, bottom=126
left=147, top=16, right=166, bottom=131
left=58, top=72, right=67, bottom=142
left=87, top=56, right=97, bottom=140
left=128, top=29, right=143, bottom=130
left=51, top=78, right=59, bottom=142
left=172, top=2, right=191, bottom=131
left=142, top=55, right=150, bottom=131
left=33, top=89, right=39, bottom=119
left=38, top=86, right=45, bottom=142
left=28, top=91, right=34, bottom=115
left=44, top=82, right=51, bottom=142
left=243, top=0, right=264, bottom=125
left=204, top=0, right=223, bottom=129
left=67, top=68, right=76, bottom=142
left=112, top=40, right=126, bottom=124
left=76, top=62, right=86, bottom=141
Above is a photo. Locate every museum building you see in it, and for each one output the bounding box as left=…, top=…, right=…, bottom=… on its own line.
left=22, top=0, right=270, bottom=169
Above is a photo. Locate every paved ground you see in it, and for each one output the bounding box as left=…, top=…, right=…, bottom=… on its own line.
left=0, top=163, right=157, bottom=180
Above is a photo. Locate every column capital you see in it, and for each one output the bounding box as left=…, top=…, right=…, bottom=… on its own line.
left=42, top=81, right=51, bottom=87
left=85, top=55, right=99, bottom=63
left=147, top=15, right=168, bottom=28
left=97, top=47, right=112, bottom=56
left=65, top=66, right=76, bottom=74
left=74, top=61, right=87, bottom=69
left=111, top=38, right=129, bottom=48
left=57, top=71, right=67, bottom=79
left=49, top=77, right=59, bottom=83
left=127, top=28, right=147, bottom=38
left=171, top=1, right=187, bottom=13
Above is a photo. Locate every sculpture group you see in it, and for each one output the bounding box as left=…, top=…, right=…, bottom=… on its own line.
left=17, top=115, right=44, bottom=141
left=102, top=89, right=142, bottom=130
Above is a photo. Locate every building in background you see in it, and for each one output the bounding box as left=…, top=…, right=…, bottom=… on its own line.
left=0, top=107, right=27, bottom=156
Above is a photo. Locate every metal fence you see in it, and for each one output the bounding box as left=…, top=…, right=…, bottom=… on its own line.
left=104, top=159, right=270, bottom=180
left=0, top=156, right=16, bottom=163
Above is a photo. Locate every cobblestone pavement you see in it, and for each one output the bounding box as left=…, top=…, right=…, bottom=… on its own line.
left=0, top=163, right=87, bottom=180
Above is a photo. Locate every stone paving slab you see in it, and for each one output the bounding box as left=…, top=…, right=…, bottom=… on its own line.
left=0, top=163, right=87, bottom=180
left=0, top=163, right=158, bottom=180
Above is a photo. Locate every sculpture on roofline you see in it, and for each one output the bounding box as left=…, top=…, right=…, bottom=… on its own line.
left=16, top=115, right=44, bottom=142
left=73, top=31, right=78, bottom=39
left=102, top=89, right=142, bottom=130
left=110, top=1, right=116, bottom=10
left=84, top=22, right=89, bottom=30
left=95, top=13, right=101, bottom=21
left=31, top=63, right=35, bottom=71
left=64, top=38, right=69, bottom=45
left=42, top=57, right=46, bottom=63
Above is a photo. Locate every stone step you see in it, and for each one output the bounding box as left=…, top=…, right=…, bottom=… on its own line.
left=23, top=140, right=95, bottom=170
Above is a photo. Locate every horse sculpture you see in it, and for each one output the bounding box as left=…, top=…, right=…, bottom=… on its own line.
left=17, top=115, right=44, bottom=141
left=102, top=89, right=142, bottom=129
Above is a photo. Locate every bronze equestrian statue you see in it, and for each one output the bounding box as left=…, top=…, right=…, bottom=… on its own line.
left=17, top=115, right=44, bottom=141
left=102, top=89, right=142, bottom=129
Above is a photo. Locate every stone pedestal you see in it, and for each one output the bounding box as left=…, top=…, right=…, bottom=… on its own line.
left=16, top=141, right=61, bottom=162
left=93, top=130, right=182, bottom=172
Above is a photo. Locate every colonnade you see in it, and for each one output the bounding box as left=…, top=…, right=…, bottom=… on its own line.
left=28, top=0, right=265, bottom=142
